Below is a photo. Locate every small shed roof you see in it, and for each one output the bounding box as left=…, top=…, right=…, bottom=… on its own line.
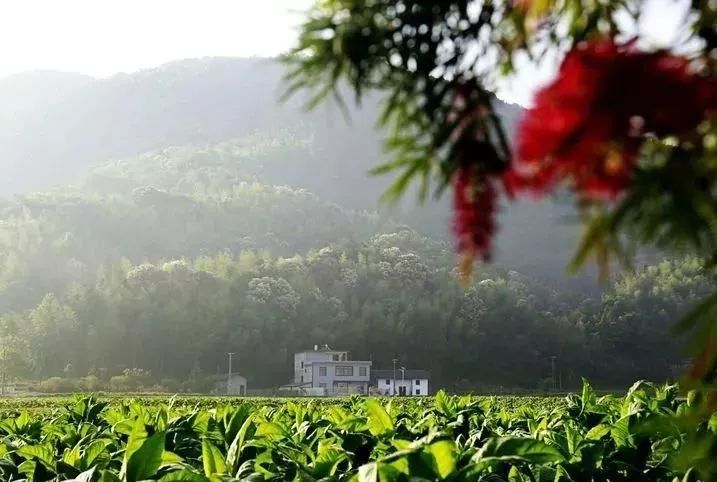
left=309, top=360, right=372, bottom=365
left=371, top=369, right=430, bottom=380
left=208, top=373, right=247, bottom=383
left=298, top=344, right=344, bottom=353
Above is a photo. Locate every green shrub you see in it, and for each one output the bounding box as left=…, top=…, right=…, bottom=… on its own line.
left=108, top=368, right=152, bottom=392
left=36, top=377, right=79, bottom=393
left=78, top=375, right=102, bottom=391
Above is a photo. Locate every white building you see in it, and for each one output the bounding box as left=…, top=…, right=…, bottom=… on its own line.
left=371, top=369, right=430, bottom=396
left=287, top=345, right=372, bottom=395
left=214, top=374, right=247, bottom=395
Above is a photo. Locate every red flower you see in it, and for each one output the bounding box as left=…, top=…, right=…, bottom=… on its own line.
left=513, top=38, right=717, bottom=199
left=511, top=0, right=532, bottom=10
left=453, top=167, right=499, bottom=265
left=451, top=38, right=715, bottom=272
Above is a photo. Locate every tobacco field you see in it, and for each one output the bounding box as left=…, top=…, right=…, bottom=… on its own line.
left=0, top=382, right=707, bottom=481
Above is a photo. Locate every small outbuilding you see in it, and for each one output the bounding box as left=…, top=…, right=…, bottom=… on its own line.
left=371, top=369, right=430, bottom=396
left=213, top=374, right=247, bottom=395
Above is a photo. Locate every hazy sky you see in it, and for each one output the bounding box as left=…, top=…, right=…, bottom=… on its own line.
left=0, top=0, right=689, bottom=105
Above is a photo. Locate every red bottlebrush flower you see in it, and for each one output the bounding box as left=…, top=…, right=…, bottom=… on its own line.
left=453, top=167, right=499, bottom=268
left=513, top=38, right=717, bottom=199
left=512, top=0, right=531, bottom=10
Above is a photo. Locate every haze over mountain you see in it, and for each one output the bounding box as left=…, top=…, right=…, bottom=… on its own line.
left=0, top=56, right=589, bottom=289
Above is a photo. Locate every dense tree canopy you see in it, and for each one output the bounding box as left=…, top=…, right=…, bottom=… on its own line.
left=0, top=137, right=391, bottom=312
left=1, top=225, right=708, bottom=390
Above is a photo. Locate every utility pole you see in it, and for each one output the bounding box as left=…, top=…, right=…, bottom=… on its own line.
left=392, top=358, right=398, bottom=396
left=1, top=346, right=5, bottom=396
left=227, top=352, right=235, bottom=395
left=400, top=367, right=406, bottom=396
left=549, top=356, right=557, bottom=391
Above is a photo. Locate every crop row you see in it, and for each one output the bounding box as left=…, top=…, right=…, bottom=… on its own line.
left=0, top=394, right=565, bottom=415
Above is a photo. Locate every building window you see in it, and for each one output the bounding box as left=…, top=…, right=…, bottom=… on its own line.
left=385, top=379, right=391, bottom=386
left=319, top=366, right=327, bottom=376
left=301, top=361, right=304, bottom=368
left=359, top=367, right=367, bottom=376
left=335, top=366, right=353, bottom=376
left=415, top=379, right=420, bottom=385
left=300, top=375, right=303, bottom=383
left=319, top=383, right=327, bottom=388
left=415, top=388, right=421, bottom=395
left=332, top=354, right=340, bottom=361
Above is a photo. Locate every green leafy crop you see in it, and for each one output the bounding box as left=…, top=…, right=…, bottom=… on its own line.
left=0, top=381, right=708, bottom=481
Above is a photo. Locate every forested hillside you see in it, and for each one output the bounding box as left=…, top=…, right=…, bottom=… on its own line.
left=0, top=58, right=370, bottom=196
left=0, top=133, right=391, bottom=311
left=1, top=227, right=708, bottom=390
left=0, top=58, right=592, bottom=287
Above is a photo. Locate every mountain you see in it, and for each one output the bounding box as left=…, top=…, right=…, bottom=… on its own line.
left=0, top=59, right=284, bottom=193
left=0, top=57, right=594, bottom=290
left=0, top=132, right=399, bottom=312
left=0, top=71, right=93, bottom=123
left=0, top=58, right=515, bottom=202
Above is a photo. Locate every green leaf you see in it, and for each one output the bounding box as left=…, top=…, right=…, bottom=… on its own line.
left=226, top=414, right=255, bottom=474
left=425, top=440, right=457, bottom=478
left=98, top=470, right=121, bottom=482
left=57, top=460, right=81, bottom=479
left=434, top=390, right=456, bottom=418
left=357, top=461, right=402, bottom=482
left=313, top=446, right=347, bottom=478
left=15, top=412, right=31, bottom=430
left=18, top=458, right=54, bottom=481
left=586, top=424, right=611, bottom=440
left=84, top=440, right=111, bottom=470
left=160, top=469, right=210, bottom=482
left=223, top=406, right=250, bottom=445
left=357, top=462, right=379, bottom=482
left=122, top=431, right=166, bottom=482
left=202, top=439, right=228, bottom=476
left=123, top=418, right=149, bottom=461
left=610, top=416, right=632, bottom=447
left=62, top=444, right=82, bottom=468
left=112, top=419, right=135, bottom=436
left=508, top=465, right=527, bottom=482
left=191, top=411, right=211, bottom=436
left=365, top=400, right=394, bottom=436
left=68, top=467, right=96, bottom=482
left=580, top=378, right=596, bottom=413
left=161, top=450, right=183, bottom=466
left=17, top=444, right=55, bottom=469
left=709, top=412, right=717, bottom=433
left=474, top=437, right=565, bottom=467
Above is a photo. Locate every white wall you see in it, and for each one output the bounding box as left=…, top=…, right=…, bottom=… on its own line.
left=413, top=379, right=428, bottom=396
left=226, top=375, right=247, bottom=395
left=377, top=378, right=429, bottom=396
left=294, top=351, right=349, bottom=383
left=294, top=352, right=307, bottom=383
left=312, top=361, right=371, bottom=389
left=395, top=379, right=412, bottom=395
